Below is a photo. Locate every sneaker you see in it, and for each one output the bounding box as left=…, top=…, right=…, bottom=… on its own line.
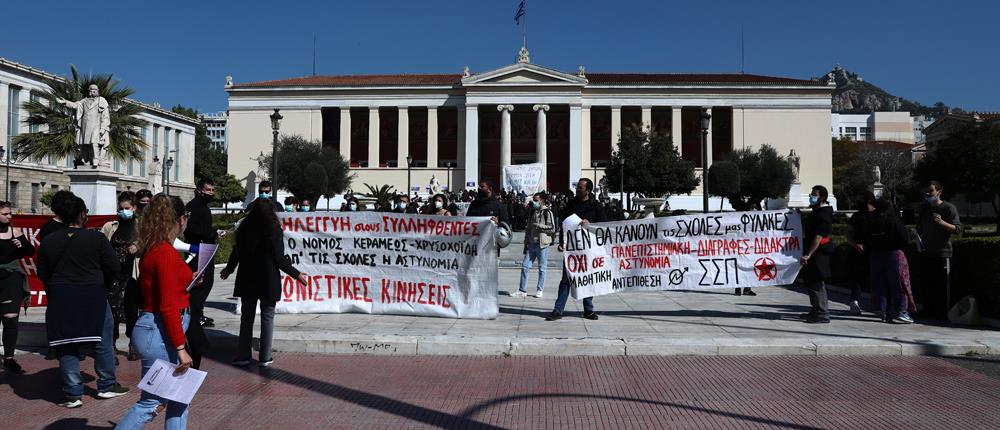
left=58, top=397, right=83, bottom=408
left=97, top=383, right=130, bottom=399
left=894, top=313, right=914, bottom=324
left=534, top=291, right=544, bottom=298
left=805, top=315, right=831, bottom=324
left=3, top=358, right=24, bottom=374
left=734, top=288, right=743, bottom=296
left=200, top=316, right=215, bottom=328
left=847, top=301, right=862, bottom=316
left=511, top=291, right=528, bottom=298
left=232, top=358, right=251, bottom=367
left=545, top=311, right=562, bottom=321
left=583, top=312, right=599, bottom=321
left=742, top=288, right=757, bottom=297
left=258, top=359, right=274, bottom=368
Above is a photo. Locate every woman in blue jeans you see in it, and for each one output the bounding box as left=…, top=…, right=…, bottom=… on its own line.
left=514, top=192, right=555, bottom=298
left=117, top=195, right=196, bottom=429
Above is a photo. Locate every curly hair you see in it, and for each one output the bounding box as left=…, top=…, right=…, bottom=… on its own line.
left=138, top=194, right=183, bottom=254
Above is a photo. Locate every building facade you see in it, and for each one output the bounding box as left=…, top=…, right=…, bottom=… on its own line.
left=227, top=60, right=834, bottom=209
left=0, top=58, right=197, bottom=213
left=200, top=111, right=228, bottom=150
left=831, top=112, right=915, bottom=144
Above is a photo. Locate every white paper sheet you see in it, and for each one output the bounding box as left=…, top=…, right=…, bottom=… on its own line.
left=186, top=243, right=219, bottom=292
left=137, top=359, right=207, bottom=405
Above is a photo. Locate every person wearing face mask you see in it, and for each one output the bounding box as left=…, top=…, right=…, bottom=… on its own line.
left=466, top=180, right=509, bottom=226
left=183, top=179, right=222, bottom=369
left=38, top=194, right=127, bottom=408
left=514, top=192, right=555, bottom=299
left=799, top=185, right=835, bottom=324
left=0, top=201, right=35, bottom=373
left=298, top=198, right=312, bottom=212
left=245, top=180, right=284, bottom=213
left=422, top=194, right=451, bottom=216
left=391, top=194, right=416, bottom=214
left=101, top=192, right=141, bottom=360
left=134, top=189, right=153, bottom=216
left=916, top=180, right=961, bottom=320
left=343, top=197, right=362, bottom=212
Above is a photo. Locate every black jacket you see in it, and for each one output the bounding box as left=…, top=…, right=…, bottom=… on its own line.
left=466, top=197, right=510, bottom=224
left=184, top=196, right=218, bottom=245
left=224, top=223, right=300, bottom=301
left=557, top=196, right=607, bottom=246
left=245, top=197, right=284, bottom=214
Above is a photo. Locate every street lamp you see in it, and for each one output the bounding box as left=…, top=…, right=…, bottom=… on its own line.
left=163, top=156, right=175, bottom=195
left=405, top=155, right=413, bottom=198
left=269, top=108, right=282, bottom=190
left=701, top=109, right=712, bottom=213
left=443, top=161, right=454, bottom=192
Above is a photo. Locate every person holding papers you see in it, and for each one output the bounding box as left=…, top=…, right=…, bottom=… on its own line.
left=116, top=195, right=197, bottom=429
left=221, top=199, right=309, bottom=368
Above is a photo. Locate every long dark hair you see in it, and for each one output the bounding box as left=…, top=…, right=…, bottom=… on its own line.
left=237, top=198, right=282, bottom=252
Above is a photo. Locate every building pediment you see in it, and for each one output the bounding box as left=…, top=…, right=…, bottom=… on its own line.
left=462, top=63, right=587, bottom=87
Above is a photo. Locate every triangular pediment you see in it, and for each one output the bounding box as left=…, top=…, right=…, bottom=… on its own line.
left=462, top=63, right=587, bottom=87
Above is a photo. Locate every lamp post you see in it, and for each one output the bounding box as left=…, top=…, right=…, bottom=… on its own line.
left=444, top=161, right=454, bottom=192
left=406, top=155, right=413, bottom=198
left=164, top=156, right=174, bottom=195
left=620, top=159, right=626, bottom=211
left=700, top=109, right=712, bottom=213
left=269, top=108, right=283, bottom=189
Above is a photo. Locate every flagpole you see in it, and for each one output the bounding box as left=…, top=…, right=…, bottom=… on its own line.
left=523, top=0, right=528, bottom=51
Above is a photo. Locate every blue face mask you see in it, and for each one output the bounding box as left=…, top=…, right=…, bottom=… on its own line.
left=301, top=206, right=310, bottom=211
left=259, top=192, right=272, bottom=199
left=925, top=195, right=938, bottom=204
left=532, top=201, right=541, bottom=209
left=809, top=196, right=820, bottom=206
left=118, top=209, right=134, bottom=220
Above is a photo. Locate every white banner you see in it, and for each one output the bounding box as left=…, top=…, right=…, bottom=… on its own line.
left=563, top=210, right=804, bottom=299
left=502, top=163, right=544, bottom=194
left=276, top=212, right=499, bottom=319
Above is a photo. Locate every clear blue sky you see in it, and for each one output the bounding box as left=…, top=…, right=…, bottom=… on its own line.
left=3, top=0, right=997, bottom=113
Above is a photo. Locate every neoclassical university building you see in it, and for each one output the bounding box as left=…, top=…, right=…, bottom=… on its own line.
left=227, top=55, right=834, bottom=209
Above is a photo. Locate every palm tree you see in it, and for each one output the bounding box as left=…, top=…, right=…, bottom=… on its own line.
left=12, top=65, right=147, bottom=166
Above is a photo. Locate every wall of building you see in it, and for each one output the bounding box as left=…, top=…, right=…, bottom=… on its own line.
left=744, top=108, right=834, bottom=195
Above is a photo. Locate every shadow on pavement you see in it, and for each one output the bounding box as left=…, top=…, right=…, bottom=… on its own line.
left=42, top=418, right=115, bottom=430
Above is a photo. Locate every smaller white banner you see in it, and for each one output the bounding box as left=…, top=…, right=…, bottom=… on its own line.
left=502, top=163, right=544, bottom=194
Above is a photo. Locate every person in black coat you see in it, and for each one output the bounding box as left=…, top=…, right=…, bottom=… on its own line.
left=546, top=178, right=606, bottom=322
left=800, top=185, right=835, bottom=324
left=220, top=199, right=307, bottom=367
left=466, top=181, right=509, bottom=225
left=183, top=179, right=221, bottom=369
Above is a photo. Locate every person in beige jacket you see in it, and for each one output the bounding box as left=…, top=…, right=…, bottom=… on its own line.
left=514, top=192, right=556, bottom=298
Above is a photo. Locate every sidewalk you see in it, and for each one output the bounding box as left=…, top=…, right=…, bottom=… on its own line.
left=17, top=265, right=1000, bottom=357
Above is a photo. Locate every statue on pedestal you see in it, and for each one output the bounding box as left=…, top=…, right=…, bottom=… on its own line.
left=873, top=165, right=882, bottom=184
left=429, top=175, right=441, bottom=195
left=57, top=84, right=111, bottom=169
left=787, top=149, right=801, bottom=183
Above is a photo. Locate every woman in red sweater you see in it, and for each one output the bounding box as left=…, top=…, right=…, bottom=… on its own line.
left=116, top=195, right=196, bottom=430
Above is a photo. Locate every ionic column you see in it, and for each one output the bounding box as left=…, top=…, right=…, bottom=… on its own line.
left=427, top=107, right=438, bottom=169
left=339, top=107, right=351, bottom=161
left=641, top=106, right=652, bottom=131
left=368, top=107, right=379, bottom=168
left=397, top=106, right=409, bottom=168
left=497, top=105, right=514, bottom=172
left=463, top=105, right=479, bottom=189
left=610, top=106, right=622, bottom=152
left=533, top=104, right=549, bottom=189
left=0, top=82, right=9, bottom=148
left=671, top=107, right=682, bottom=156
left=569, top=105, right=583, bottom=190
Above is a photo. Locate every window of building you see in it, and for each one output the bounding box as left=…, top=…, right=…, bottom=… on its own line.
left=30, top=183, right=39, bottom=213
left=140, top=126, right=147, bottom=177
left=174, top=130, right=181, bottom=181
left=7, top=87, right=20, bottom=147
left=860, top=127, right=871, bottom=140
left=9, top=181, right=18, bottom=208
left=844, top=127, right=857, bottom=140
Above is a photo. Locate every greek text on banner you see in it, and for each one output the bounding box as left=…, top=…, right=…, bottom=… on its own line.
left=276, top=212, right=499, bottom=319
left=563, top=210, right=804, bottom=299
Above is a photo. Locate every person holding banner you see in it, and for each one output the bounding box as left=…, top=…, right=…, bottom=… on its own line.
left=467, top=181, right=509, bottom=226
left=116, top=194, right=195, bottom=429
left=800, top=185, right=835, bottom=324
left=221, top=200, right=309, bottom=368
left=547, top=178, right=605, bottom=321
left=0, top=201, right=35, bottom=373
left=514, top=192, right=555, bottom=298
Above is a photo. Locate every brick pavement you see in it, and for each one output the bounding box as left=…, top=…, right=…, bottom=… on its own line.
left=3, top=344, right=1000, bottom=429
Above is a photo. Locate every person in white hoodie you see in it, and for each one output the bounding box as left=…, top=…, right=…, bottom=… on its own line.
left=513, top=192, right=556, bottom=298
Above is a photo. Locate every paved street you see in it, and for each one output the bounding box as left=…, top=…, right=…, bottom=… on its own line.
left=3, top=349, right=1000, bottom=429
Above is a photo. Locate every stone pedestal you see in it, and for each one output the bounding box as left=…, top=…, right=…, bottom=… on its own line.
left=787, top=181, right=805, bottom=208
left=66, top=168, right=119, bottom=215
left=873, top=181, right=884, bottom=199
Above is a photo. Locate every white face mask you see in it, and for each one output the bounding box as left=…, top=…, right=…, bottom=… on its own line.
left=348, top=203, right=357, bottom=211
left=434, top=201, right=444, bottom=209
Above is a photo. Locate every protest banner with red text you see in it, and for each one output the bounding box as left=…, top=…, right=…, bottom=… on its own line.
left=276, top=212, right=499, bottom=319
left=563, top=210, right=803, bottom=299
left=12, top=214, right=117, bottom=307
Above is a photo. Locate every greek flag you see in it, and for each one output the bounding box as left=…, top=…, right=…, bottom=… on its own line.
left=514, top=0, right=526, bottom=24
